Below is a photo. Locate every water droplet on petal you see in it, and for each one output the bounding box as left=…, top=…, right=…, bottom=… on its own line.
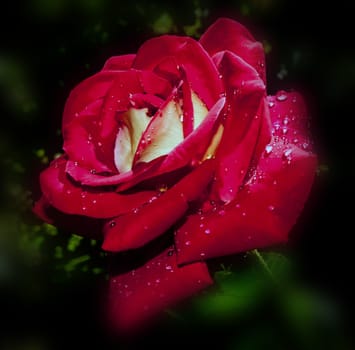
left=80, top=191, right=87, bottom=198
left=109, top=220, right=116, bottom=228
left=185, top=240, right=191, bottom=246
left=283, top=149, right=293, bottom=158
left=155, top=278, right=160, bottom=284
left=268, top=205, right=275, bottom=211
left=165, top=265, right=173, bottom=271
left=90, top=169, right=96, bottom=174
left=204, top=228, right=211, bottom=235
left=276, top=92, right=288, bottom=102
left=92, top=199, right=97, bottom=204
left=218, top=209, right=226, bottom=216
left=282, top=127, right=288, bottom=135
left=265, top=144, right=273, bottom=155
left=167, top=250, right=174, bottom=256
left=268, top=101, right=275, bottom=108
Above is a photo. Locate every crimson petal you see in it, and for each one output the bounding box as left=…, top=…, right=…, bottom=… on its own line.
left=267, top=91, right=312, bottom=151
left=200, top=17, right=266, bottom=82
left=33, top=196, right=103, bottom=239
left=102, top=159, right=216, bottom=252
left=62, top=71, right=119, bottom=127
left=175, top=143, right=317, bottom=264
left=212, top=51, right=267, bottom=202
left=133, top=35, right=223, bottom=108
left=102, top=54, right=136, bottom=71
left=108, top=247, right=212, bottom=331
left=40, top=157, right=156, bottom=218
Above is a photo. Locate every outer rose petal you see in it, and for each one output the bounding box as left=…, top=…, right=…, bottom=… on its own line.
left=39, top=157, right=156, bottom=218
left=175, top=144, right=317, bottom=264
left=102, top=54, right=136, bottom=70
left=102, top=159, right=216, bottom=252
left=108, top=247, right=212, bottom=331
left=133, top=35, right=223, bottom=108
left=33, top=196, right=103, bottom=239
left=267, top=91, right=312, bottom=150
left=62, top=71, right=119, bottom=127
left=200, top=17, right=266, bottom=82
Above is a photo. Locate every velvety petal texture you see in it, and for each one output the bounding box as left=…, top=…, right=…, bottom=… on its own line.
left=33, top=17, right=317, bottom=332
left=108, top=247, right=212, bottom=330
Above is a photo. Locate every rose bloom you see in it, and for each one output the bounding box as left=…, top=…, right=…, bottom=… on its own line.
left=33, top=18, right=317, bottom=330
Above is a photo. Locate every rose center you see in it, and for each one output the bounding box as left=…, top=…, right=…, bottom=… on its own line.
left=113, top=92, right=209, bottom=174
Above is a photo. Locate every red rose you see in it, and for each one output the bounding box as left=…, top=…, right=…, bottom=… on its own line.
left=33, top=18, right=317, bottom=330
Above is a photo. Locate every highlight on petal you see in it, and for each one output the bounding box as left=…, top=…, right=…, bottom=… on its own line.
left=200, top=17, right=266, bottom=81
left=175, top=143, right=317, bottom=264
left=107, top=247, right=213, bottom=331
left=40, top=157, right=156, bottom=218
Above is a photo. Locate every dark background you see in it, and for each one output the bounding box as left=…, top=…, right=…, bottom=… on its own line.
left=0, top=1, right=354, bottom=349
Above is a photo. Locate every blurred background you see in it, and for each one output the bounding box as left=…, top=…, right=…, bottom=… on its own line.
left=0, top=1, right=354, bottom=349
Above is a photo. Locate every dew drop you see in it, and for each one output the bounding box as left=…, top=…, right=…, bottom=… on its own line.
left=185, top=240, right=191, bottom=246
left=109, top=220, right=116, bottom=228
left=268, top=101, right=275, bottom=108
left=268, top=205, right=275, bottom=211
left=80, top=191, right=87, bottom=198
left=218, top=209, right=226, bottom=216
left=82, top=206, right=87, bottom=211
left=282, top=127, right=288, bottom=135
left=283, top=117, right=290, bottom=125
left=92, top=199, right=97, bottom=204
left=97, top=142, right=103, bottom=147
left=165, top=265, right=173, bottom=271
left=265, top=144, right=273, bottom=155
left=242, top=212, right=246, bottom=217
left=204, top=228, right=211, bottom=235
left=200, top=252, right=206, bottom=257
left=155, top=278, right=160, bottom=284
left=276, top=92, right=288, bottom=102
left=90, top=169, right=96, bottom=174
left=283, top=149, right=293, bottom=158
left=167, top=250, right=174, bottom=257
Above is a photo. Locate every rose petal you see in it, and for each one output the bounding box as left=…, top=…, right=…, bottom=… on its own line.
left=267, top=91, right=312, bottom=151
left=63, top=106, right=113, bottom=173
left=33, top=196, right=103, bottom=239
left=212, top=51, right=267, bottom=202
left=62, top=71, right=119, bottom=127
left=40, top=157, right=156, bottom=218
left=133, top=35, right=223, bottom=108
left=102, top=54, right=136, bottom=71
left=97, top=70, right=172, bottom=171
left=175, top=143, right=317, bottom=264
left=102, top=159, right=216, bottom=252
left=65, top=156, right=165, bottom=187
left=200, top=17, right=266, bottom=82
left=108, top=247, right=212, bottom=331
